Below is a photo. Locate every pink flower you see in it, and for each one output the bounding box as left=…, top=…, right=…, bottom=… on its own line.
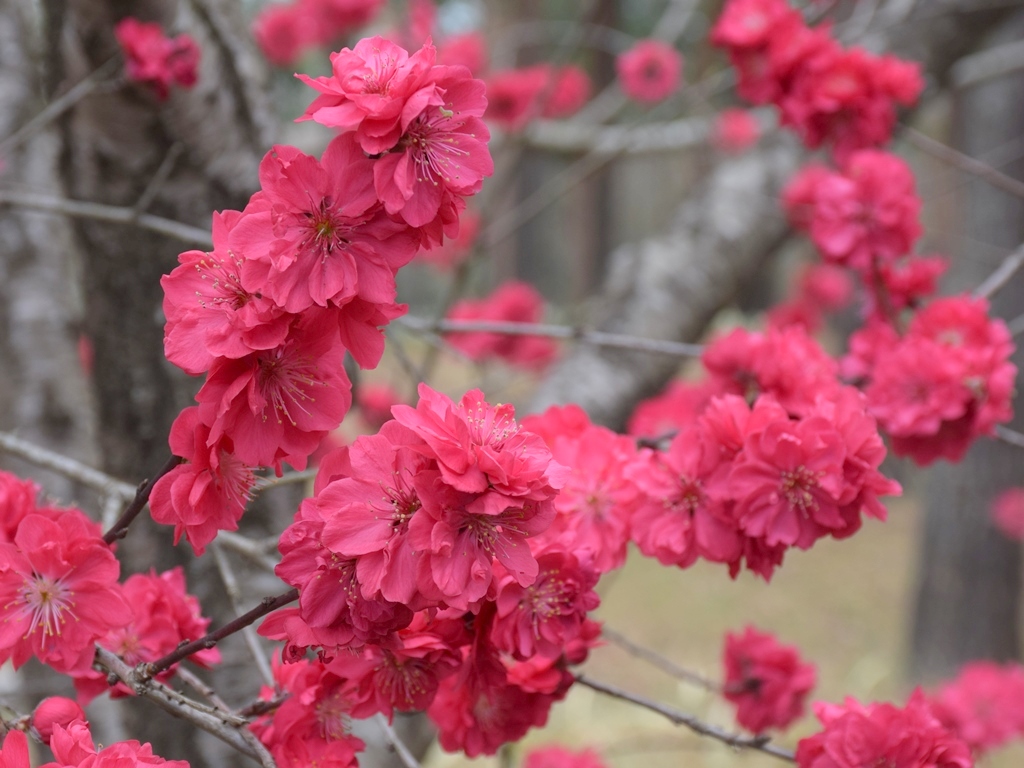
left=439, top=32, right=488, bottom=75
left=723, top=626, right=817, bottom=733
left=0, top=470, right=40, bottom=543
left=616, top=39, right=683, bottom=104
left=808, top=150, right=922, bottom=272
left=492, top=550, right=600, bottom=660
left=714, top=108, right=760, bottom=153
left=195, top=310, right=353, bottom=471
left=31, top=698, right=85, bottom=745
left=927, top=661, right=1024, bottom=754
left=524, top=746, right=608, bottom=768
left=235, top=136, right=418, bottom=315
left=0, top=511, right=131, bottom=674
left=114, top=18, right=200, bottom=101
left=252, top=4, right=317, bottom=66
left=73, top=567, right=221, bottom=705
left=371, top=63, right=493, bottom=235
left=522, top=407, right=640, bottom=574
left=296, top=36, right=439, bottom=154
left=0, top=731, right=28, bottom=768
left=149, top=406, right=255, bottom=554
left=446, top=281, right=559, bottom=370
left=162, top=210, right=292, bottom=377
left=629, top=426, right=743, bottom=568
left=485, top=67, right=549, bottom=130
left=992, top=488, right=1024, bottom=541
left=626, top=379, right=717, bottom=438
left=796, top=692, right=972, bottom=768
left=542, top=66, right=592, bottom=118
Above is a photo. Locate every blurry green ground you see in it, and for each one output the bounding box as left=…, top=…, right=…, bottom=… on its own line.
left=421, top=494, right=1024, bottom=768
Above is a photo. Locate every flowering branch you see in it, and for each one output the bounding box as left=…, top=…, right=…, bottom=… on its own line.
left=102, top=454, right=183, bottom=544
left=143, top=588, right=298, bottom=679
left=573, top=673, right=796, bottom=762
left=397, top=316, right=704, bottom=358
left=93, top=647, right=274, bottom=767
left=0, top=189, right=213, bottom=246
left=601, top=626, right=720, bottom=692
left=974, top=241, right=1024, bottom=300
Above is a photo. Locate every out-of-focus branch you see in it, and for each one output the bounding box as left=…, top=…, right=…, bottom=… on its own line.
left=94, top=647, right=273, bottom=767
left=0, top=189, right=213, bottom=247
left=398, top=316, right=704, bottom=358
left=975, top=241, right=1024, bottom=299
left=574, top=673, right=795, bottom=762
left=903, top=126, right=1024, bottom=200
left=601, top=626, right=720, bottom=692
left=952, top=36, right=1024, bottom=89
left=210, top=542, right=276, bottom=687
left=0, top=430, right=135, bottom=499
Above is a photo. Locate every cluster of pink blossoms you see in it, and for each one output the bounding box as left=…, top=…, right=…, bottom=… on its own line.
left=844, top=296, right=1016, bottom=464
left=445, top=280, right=559, bottom=370
left=255, top=385, right=601, bottom=761
left=796, top=692, right=973, bottom=768
left=115, top=17, right=200, bottom=102
left=155, top=35, right=493, bottom=553
left=253, top=0, right=383, bottom=66
left=485, top=65, right=592, bottom=131
left=616, top=324, right=901, bottom=580
left=0, top=469, right=215, bottom=697
left=0, top=704, right=187, bottom=768
left=927, top=661, right=1024, bottom=755
left=711, top=0, right=923, bottom=160
left=722, top=626, right=817, bottom=733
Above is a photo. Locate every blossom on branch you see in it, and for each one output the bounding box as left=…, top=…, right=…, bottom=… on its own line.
left=115, top=17, right=200, bottom=102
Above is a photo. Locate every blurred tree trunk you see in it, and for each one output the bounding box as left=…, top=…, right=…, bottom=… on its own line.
left=51, top=1, right=274, bottom=764
left=908, top=14, right=1024, bottom=683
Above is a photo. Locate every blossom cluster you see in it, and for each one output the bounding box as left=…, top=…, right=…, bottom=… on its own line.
left=255, top=385, right=600, bottom=762
left=927, top=661, right=1024, bottom=755
left=253, top=0, right=384, bottom=66
left=0, top=470, right=215, bottom=698
left=723, top=626, right=817, bottom=733
left=796, top=692, right=973, bottom=768
left=485, top=65, right=592, bottom=131
left=711, top=0, right=923, bottom=160
left=115, top=18, right=200, bottom=102
left=154, top=35, right=493, bottom=553
left=0, top=704, right=188, bottom=768
left=844, top=296, right=1016, bottom=464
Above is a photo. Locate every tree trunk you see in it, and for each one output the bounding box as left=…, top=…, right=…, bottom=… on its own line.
left=908, top=13, right=1024, bottom=683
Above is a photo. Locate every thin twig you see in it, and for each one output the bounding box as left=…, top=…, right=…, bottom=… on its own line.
left=144, top=588, right=299, bottom=678
left=376, top=715, right=424, bottom=768
left=601, top=626, right=720, bottom=692
left=0, top=189, right=213, bottom=246
left=94, top=647, right=273, bottom=767
left=253, top=468, right=318, bottom=492
left=0, top=430, right=136, bottom=499
left=0, top=58, right=120, bottom=156
left=397, top=316, right=704, bottom=358
left=133, top=142, right=184, bottom=217
left=211, top=542, right=276, bottom=687
left=974, top=242, right=1024, bottom=300
left=216, top=531, right=280, bottom=573
left=574, top=673, right=795, bottom=762
left=903, top=126, right=1024, bottom=201
left=102, top=454, right=182, bottom=544
left=995, top=425, right=1024, bottom=449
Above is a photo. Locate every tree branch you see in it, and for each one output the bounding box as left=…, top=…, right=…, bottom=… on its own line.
left=0, top=189, right=213, bottom=247
left=143, top=588, right=298, bottom=678
left=0, top=430, right=135, bottom=499
left=102, top=454, right=182, bottom=544
left=573, top=673, right=795, bottom=762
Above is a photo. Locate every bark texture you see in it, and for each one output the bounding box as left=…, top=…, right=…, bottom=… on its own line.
left=909, top=12, right=1024, bottom=683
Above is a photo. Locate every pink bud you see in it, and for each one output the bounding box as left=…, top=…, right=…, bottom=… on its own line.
left=31, top=697, right=85, bottom=744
